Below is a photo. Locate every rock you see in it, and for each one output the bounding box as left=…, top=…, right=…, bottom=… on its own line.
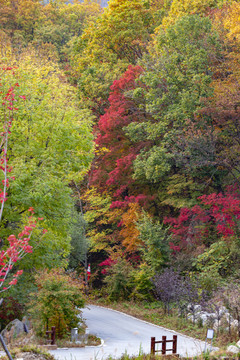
left=188, top=310, right=217, bottom=326
left=187, top=314, right=194, bottom=322
left=1, top=319, right=25, bottom=344
left=226, top=345, right=240, bottom=354
left=231, top=319, right=239, bottom=329
left=194, top=305, right=202, bottom=313
left=187, top=304, right=202, bottom=313
left=201, top=312, right=215, bottom=325
left=197, top=312, right=208, bottom=325
left=222, top=312, right=231, bottom=324
left=219, top=306, right=228, bottom=317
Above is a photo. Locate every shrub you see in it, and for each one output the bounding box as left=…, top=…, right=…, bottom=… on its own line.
left=0, top=297, right=24, bottom=330
left=154, top=268, right=208, bottom=319
left=153, top=268, right=183, bottom=315
left=130, top=263, right=154, bottom=302
left=28, top=269, right=85, bottom=339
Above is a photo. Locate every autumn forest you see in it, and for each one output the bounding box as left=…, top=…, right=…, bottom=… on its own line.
left=0, top=0, right=240, bottom=342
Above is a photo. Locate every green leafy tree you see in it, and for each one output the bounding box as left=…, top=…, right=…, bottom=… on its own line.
left=136, top=212, right=170, bottom=271
left=0, top=48, right=94, bottom=270
left=103, top=258, right=134, bottom=301
left=126, top=15, right=222, bottom=207
left=193, top=241, right=232, bottom=292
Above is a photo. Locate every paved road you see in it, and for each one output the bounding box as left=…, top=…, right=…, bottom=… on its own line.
left=50, top=305, right=216, bottom=360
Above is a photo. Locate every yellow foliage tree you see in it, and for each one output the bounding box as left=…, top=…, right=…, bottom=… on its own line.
left=213, top=1, right=240, bottom=47
left=161, top=0, right=231, bottom=29
left=119, top=203, right=141, bottom=252
left=74, top=0, right=153, bottom=68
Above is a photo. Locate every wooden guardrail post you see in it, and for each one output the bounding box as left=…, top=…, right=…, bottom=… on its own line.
left=151, top=337, right=155, bottom=354
left=162, top=336, right=167, bottom=355
left=51, top=326, right=56, bottom=345
left=173, top=335, right=177, bottom=354
left=46, top=326, right=56, bottom=345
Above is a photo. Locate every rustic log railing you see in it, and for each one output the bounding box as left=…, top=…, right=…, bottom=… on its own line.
left=151, top=335, right=177, bottom=355
left=46, top=326, right=56, bottom=345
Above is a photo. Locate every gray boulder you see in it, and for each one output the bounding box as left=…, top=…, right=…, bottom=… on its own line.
left=1, top=319, right=25, bottom=344
left=227, top=345, right=240, bottom=354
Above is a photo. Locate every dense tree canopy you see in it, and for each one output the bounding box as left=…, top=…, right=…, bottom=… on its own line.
left=0, top=0, right=239, bottom=317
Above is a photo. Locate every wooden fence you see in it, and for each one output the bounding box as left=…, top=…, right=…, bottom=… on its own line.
left=151, top=335, right=177, bottom=355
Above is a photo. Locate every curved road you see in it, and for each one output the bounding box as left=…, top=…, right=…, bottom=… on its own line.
left=50, top=305, right=216, bottom=360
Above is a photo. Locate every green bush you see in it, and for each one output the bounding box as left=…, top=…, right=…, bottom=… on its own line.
left=130, top=263, right=154, bottom=301
left=104, top=259, right=154, bottom=302
left=28, top=269, right=85, bottom=339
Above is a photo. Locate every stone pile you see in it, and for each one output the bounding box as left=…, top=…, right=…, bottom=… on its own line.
left=187, top=304, right=239, bottom=332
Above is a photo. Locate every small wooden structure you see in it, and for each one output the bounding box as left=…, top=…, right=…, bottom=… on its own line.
left=151, top=335, right=178, bottom=355
left=46, top=326, right=56, bottom=345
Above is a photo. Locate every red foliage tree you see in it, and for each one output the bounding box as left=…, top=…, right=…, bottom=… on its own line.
left=90, top=65, right=153, bottom=209
left=164, top=186, right=240, bottom=251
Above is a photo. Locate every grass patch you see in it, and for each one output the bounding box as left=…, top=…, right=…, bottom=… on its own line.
left=0, top=344, right=55, bottom=360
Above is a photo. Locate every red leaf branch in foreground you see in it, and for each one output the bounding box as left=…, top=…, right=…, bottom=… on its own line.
left=0, top=210, right=45, bottom=292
